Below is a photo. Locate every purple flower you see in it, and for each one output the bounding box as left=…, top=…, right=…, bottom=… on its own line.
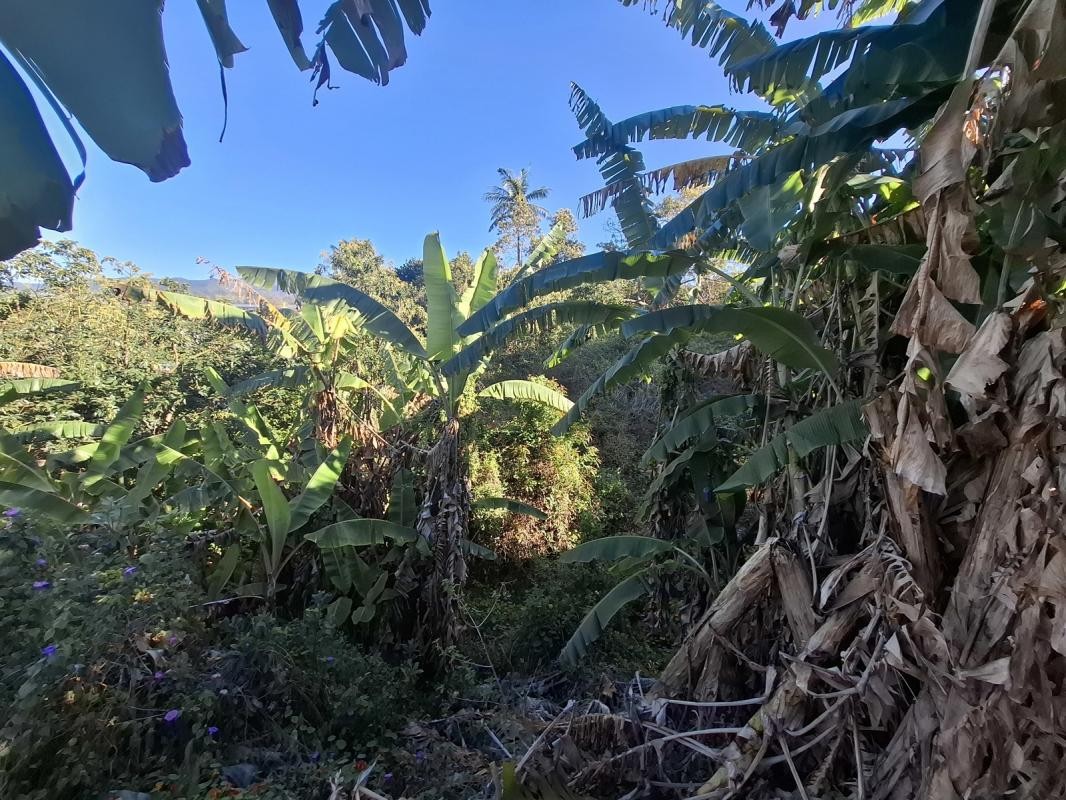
left=41, top=644, right=57, bottom=658
left=207, top=725, right=219, bottom=736
left=415, top=750, right=425, bottom=764
left=3, top=507, right=20, bottom=517
left=166, top=635, right=178, bottom=646
left=324, top=656, right=335, bottom=663
left=123, top=566, right=137, bottom=577
left=35, top=558, right=47, bottom=567
left=32, top=580, right=50, bottom=590
left=153, top=670, right=166, bottom=681
left=164, top=709, right=181, bottom=723
left=383, top=773, right=393, bottom=784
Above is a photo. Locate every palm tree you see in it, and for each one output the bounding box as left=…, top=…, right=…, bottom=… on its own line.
left=484, top=168, right=550, bottom=271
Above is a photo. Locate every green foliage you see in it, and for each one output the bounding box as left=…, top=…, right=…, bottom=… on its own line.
left=467, top=381, right=598, bottom=559
left=0, top=2, right=434, bottom=259
left=463, top=560, right=670, bottom=676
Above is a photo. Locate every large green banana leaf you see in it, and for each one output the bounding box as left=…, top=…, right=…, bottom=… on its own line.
left=619, top=0, right=775, bottom=71
left=0, top=1, right=434, bottom=259
left=288, top=439, right=352, bottom=531
left=717, top=400, right=868, bottom=492
left=472, top=497, right=547, bottom=520
left=0, top=48, right=75, bottom=259
left=560, top=535, right=673, bottom=563
left=0, top=379, right=79, bottom=407
left=422, top=233, right=462, bottom=359
left=306, top=518, right=420, bottom=548
left=559, top=568, right=654, bottom=666
left=444, top=302, right=635, bottom=377
left=458, top=249, right=499, bottom=320
left=643, top=395, right=760, bottom=464
left=553, top=332, right=686, bottom=435
left=478, top=381, right=573, bottom=414
left=574, top=104, right=779, bottom=160
left=622, top=305, right=839, bottom=375
left=458, top=250, right=693, bottom=336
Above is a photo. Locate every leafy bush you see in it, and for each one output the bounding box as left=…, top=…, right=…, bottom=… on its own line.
left=0, top=511, right=439, bottom=800
left=467, top=379, right=599, bottom=559
left=463, top=559, right=672, bottom=678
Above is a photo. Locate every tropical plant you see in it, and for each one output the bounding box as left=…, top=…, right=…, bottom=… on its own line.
left=500, top=0, right=1066, bottom=797
left=485, top=167, right=551, bottom=270
left=236, top=230, right=593, bottom=661
left=0, top=1, right=434, bottom=260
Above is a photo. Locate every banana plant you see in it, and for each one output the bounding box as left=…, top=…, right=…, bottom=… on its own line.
left=239, top=230, right=581, bottom=658
left=556, top=533, right=716, bottom=667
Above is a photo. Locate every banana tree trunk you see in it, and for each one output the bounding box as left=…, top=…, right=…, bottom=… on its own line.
left=415, top=415, right=470, bottom=666
left=313, top=387, right=341, bottom=450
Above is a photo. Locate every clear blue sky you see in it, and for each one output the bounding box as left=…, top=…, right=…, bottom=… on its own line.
left=47, top=1, right=774, bottom=279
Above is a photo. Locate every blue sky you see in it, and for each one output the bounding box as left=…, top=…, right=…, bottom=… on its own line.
left=47, top=1, right=772, bottom=279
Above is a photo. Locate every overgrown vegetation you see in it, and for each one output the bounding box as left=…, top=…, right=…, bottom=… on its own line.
left=3, top=1, right=1065, bottom=798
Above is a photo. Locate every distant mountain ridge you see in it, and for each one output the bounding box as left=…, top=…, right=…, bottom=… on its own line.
left=167, top=277, right=295, bottom=308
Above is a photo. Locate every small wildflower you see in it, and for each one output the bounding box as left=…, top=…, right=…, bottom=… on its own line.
left=207, top=725, right=219, bottom=736
left=32, top=580, right=50, bottom=590
left=324, top=655, right=335, bottom=663
left=166, top=635, right=178, bottom=646
left=153, top=670, right=165, bottom=681
left=383, top=773, right=393, bottom=784
left=41, top=644, right=57, bottom=659
left=356, top=759, right=368, bottom=771
left=164, top=709, right=181, bottom=723
left=123, top=566, right=137, bottom=577
left=3, top=507, right=20, bottom=517
left=35, top=558, right=47, bottom=567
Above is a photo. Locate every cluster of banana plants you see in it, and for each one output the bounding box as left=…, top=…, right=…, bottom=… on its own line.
left=117, top=227, right=582, bottom=659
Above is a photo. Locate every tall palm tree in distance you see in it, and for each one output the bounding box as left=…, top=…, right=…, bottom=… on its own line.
left=484, top=168, right=550, bottom=271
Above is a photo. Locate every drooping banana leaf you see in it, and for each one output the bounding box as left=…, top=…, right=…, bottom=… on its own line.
left=0, top=0, right=189, bottom=183
left=11, top=421, right=103, bottom=443
left=0, top=378, right=79, bottom=406
left=459, top=249, right=692, bottom=336
left=643, top=394, right=760, bottom=464
left=717, top=400, right=868, bottom=492
left=288, top=438, right=352, bottom=531
left=552, top=332, right=687, bottom=435
left=132, top=286, right=269, bottom=340
left=619, top=0, right=776, bottom=72
left=223, top=367, right=310, bottom=397
left=559, top=568, right=654, bottom=666
left=472, top=497, right=547, bottom=521
left=560, top=535, right=673, bottom=563
left=237, top=267, right=427, bottom=357
left=0, top=482, right=88, bottom=524
left=306, top=518, right=420, bottom=548
left=444, top=302, right=636, bottom=377
left=0, top=48, right=75, bottom=259
left=196, top=0, right=247, bottom=68
left=622, top=305, right=838, bottom=375
left=460, top=538, right=498, bottom=561
left=478, top=381, right=573, bottom=414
